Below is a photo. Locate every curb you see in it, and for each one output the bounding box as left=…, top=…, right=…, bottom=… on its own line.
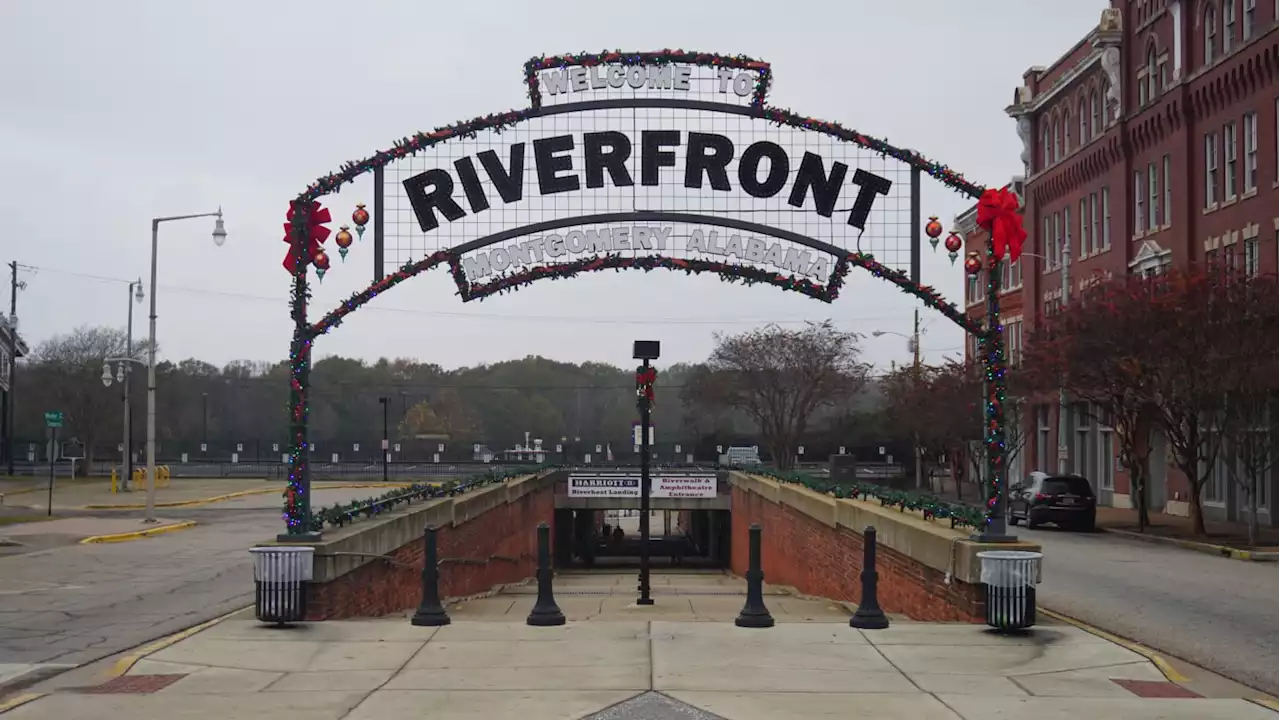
left=0, top=693, right=44, bottom=715
left=79, top=520, right=197, bottom=544
left=80, top=482, right=417, bottom=511
left=1039, top=607, right=1190, bottom=684
left=105, top=605, right=250, bottom=680
left=1246, top=696, right=1280, bottom=711
left=83, top=488, right=276, bottom=510
left=1101, top=527, right=1278, bottom=561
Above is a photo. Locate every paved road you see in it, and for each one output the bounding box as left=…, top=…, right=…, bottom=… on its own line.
left=0, top=488, right=374, bottom=687
left=1023, top=525, right=1279, bottom=695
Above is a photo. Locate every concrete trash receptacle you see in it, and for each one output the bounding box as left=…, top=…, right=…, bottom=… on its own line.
left=978, top=550, right=1042, bottom=631
left=250, top=546, right=314, bottom=625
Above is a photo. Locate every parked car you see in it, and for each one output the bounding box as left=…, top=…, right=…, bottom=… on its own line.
left=1008, top=471, right=1097, bottom=531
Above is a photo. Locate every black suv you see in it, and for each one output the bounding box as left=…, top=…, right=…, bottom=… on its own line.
left=1008, top=472, right=1097, bottom=531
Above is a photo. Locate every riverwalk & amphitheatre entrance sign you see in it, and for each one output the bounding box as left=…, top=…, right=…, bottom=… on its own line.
left=276, top=50, right=1026, bottom=542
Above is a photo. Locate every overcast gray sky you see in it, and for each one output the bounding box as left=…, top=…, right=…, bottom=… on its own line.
left=0, top=0, right=1102, bottom=372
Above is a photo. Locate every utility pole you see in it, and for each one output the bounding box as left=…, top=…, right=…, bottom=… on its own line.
left=1056, top=226, right=1071, bottom=475
left=5, top=261, right=19, bottom=477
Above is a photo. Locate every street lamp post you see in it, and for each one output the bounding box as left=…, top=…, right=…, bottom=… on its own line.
left=872, top=325, right=924, bottom=491
left=633, top=340, right=660, bottom=606
left=119, top=280, right=143, bottom=490
left=142, top=209, right=227, bottom=523
left=378, top=396, right=389, bottom=483
left=201, top=392, right=208, bottom=454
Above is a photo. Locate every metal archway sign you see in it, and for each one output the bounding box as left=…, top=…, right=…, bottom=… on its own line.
left=277, top=50, right=1018, bottom=542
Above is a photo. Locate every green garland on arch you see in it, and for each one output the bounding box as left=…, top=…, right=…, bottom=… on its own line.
left=753, top=468, right=986, bottom=530
left=522, top=49, right=772, bottom=109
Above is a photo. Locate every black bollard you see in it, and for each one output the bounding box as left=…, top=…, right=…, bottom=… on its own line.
left=526, top=521, right=566, bottom=626
left=735, top=523, right=775, bottom=628
left=849, top=525, right=890, bottom=630
left=411, top=525, right=451, bottom=627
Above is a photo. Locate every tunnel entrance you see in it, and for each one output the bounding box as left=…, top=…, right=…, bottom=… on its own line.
left=553, top=507, right=730, bottom=570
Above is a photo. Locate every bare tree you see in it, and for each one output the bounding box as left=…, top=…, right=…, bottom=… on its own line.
left=1022, top=277, right=1163, bottom=530
left=683, top=321, right=867, bottom=470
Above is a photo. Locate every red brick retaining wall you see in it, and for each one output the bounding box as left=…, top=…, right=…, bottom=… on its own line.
left=729, top=479, right=989, bottom=622
left=303, top=476, right=555, bottom=620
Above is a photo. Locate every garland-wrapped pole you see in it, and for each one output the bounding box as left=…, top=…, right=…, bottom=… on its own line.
left=973, top=187, right=1025, bottom=542
left=281, top=205, right=318, bottom=540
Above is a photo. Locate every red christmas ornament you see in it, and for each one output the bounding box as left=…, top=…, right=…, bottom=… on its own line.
left=944, top=232, right=962, bottom=253
left=925, top=216, right=943, bottom=239
left=352, top=203, right=370, bottom=240
left=335, top=226, right=354, bottom=261
left=964, top=251, right=982, bottom=275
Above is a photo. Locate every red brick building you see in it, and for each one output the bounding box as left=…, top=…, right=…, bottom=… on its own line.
left=959, top=3, right=1277, bottom=525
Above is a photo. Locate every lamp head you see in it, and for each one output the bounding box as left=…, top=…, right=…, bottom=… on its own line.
left=134, top=279, right=145, bottom=304
left=211, top=207, right=227, bottom=247
left=871, top=331, right=886, bottom=338
left=101, top=362, right=113, bottom=387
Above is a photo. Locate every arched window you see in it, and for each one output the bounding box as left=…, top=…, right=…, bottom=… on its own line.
left=1223, top=0, right=1236, bottom=52
left=1053, top=118, right=1063, bottom=161
left=1146, top=45, right=1159, bottom=102
left=1079, top=97, right=1088, bottom=143
left=1042, top=124, right=1052, bottom=168
left=1100, top=79, right=1112, bottom=125
left=1062, top=109, right=1071, bottom=153
left=1090, top=90, right=1101, bottom=134
left=1204, top=4, right=1218, bottom=65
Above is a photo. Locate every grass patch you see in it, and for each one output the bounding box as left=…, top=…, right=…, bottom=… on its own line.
left=0, top=514, right=59, bottom=526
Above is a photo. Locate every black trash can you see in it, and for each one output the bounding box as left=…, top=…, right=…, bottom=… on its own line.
left=978, top=550, right=1042, bottom=631
left=250, top=546, right=314, bottom=624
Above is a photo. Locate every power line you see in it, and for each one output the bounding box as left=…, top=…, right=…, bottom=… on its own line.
left=25, top=263, right=924, bottom=328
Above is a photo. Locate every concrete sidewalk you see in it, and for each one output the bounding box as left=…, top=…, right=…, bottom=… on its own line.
left=0, top=479, right=418, bottom=511
left=5, top=575, right=1270, bottom=719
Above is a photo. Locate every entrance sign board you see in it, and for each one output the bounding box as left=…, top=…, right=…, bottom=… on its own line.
left=275, top=48, right=1015, bottom=541
left=567, top=472, right=716, bottom=499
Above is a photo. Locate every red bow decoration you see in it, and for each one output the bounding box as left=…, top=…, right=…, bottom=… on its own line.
left=975, top=187, right=1026, bottom=262
left=282, top=201, right=333, bottom=273
left=636, top=367, right=657, bottom=406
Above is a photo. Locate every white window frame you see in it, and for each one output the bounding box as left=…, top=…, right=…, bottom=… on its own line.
left=1204, top=4, right=1218, bottom=65
left=1037, top=405, right=1051, bottom=472
left=1244, top=0, right=1257, bottom=39
left=1224, top=0, right=1236, bottom=53
left=1205, top=131, right=1220, bottom=207
left=1101, top=187, right=1111, bottom=249
left=1053, top=118, right=1062, bottom=161
left=1097, top=412, right=1116, bottom=491
left=1042, top=125, right=1052, bottom=169
left=1148, top=162, right=1159, bottom=230
left=1054, top=212, right=1062, bottom=268
left=1089, top=192, right=1100, bottom=254
left=1224, top=121, right=1238, bottom=200
left=1043, top=215, right=1053, bottom=272
left=1134, top=170, right=1145, bottom=235
left=1162, top=155, right=1173, bottom=226
left=1145, top=46, right=1159, bottom=103
left=1243, top=111, right=1257, bottom=191
left=1078, top=98, right=1088, bottom=143
left=1064, top=205, right=1072, bottom=261
left=1079, top=197, right=1088, bottom=258
left=1090, top=91, right=1101, bottom=135
left=1245, top=236, right=1260, bottom=276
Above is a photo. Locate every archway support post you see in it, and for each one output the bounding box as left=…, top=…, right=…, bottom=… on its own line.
left=972, top=232, right=1015, bottom=542
left=279, top=206, right=319, bottom=542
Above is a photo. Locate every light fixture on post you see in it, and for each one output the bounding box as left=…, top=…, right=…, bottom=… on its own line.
left=144, top=208, right=228, bottom=523
left=632, top=339, right=660, bottom=607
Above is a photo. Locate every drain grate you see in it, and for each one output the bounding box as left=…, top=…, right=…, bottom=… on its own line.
left=76, top=674, right=186, bottom=694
